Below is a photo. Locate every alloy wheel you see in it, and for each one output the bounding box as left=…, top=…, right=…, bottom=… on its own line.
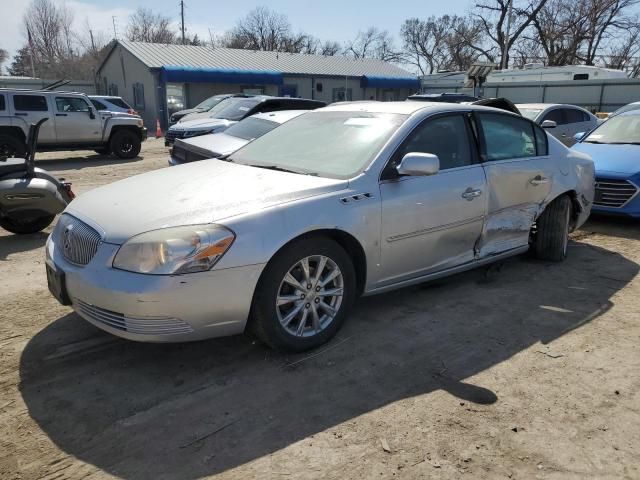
left=276, top=255, right=344, bottom=337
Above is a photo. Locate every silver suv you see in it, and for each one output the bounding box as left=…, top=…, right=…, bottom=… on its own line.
left=0, top=89, right=147, bottom=159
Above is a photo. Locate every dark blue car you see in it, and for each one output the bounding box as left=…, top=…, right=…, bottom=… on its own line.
left=572, top=111, right=640, bottom=218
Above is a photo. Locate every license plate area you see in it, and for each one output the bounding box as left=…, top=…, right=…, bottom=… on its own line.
left=46, top=263, right=71, bottom=305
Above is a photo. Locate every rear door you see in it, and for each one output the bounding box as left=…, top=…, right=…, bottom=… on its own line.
left=475, top=112, right=553, bottom=256
left=53, top=96, right=102, bottom=143
left=11, top=93, right=56, bottom=144
left=378, top=113, right=487, bottom=286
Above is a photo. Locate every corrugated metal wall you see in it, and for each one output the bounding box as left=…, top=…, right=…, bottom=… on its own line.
left=421, top=78, right=640, bottom=112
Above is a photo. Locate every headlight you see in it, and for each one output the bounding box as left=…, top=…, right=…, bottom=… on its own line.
left=137, top=119, right=143, bottom=127
left=113, top=225, right=235, bottom=275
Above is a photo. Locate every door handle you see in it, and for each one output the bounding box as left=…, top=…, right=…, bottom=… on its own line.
left=461, top=187, right=482, bottom=200
left=56, top=113, right=67, bottom=117
left=530, top=175, right=549, bottom=186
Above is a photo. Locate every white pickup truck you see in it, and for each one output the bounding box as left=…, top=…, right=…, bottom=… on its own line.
left=0, top=89, right=147, bottom=159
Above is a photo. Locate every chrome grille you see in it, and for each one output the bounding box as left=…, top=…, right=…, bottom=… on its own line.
left=594, top=178, right=638, bottom=208
left=75, top=300, right=193, bottom=335
left=57, top=215, right=102, bottom=265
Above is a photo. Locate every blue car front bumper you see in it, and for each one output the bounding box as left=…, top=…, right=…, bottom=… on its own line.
left=592, top=171, right=640, bottom=218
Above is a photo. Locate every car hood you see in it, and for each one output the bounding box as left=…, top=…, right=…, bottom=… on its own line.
left=572, top=142, right=640, bottom=175
left=177, top=132, right=248, bottom=157
left=66, top=161, right=348, bottom=244
left=171, top=117, right=233, bottom=132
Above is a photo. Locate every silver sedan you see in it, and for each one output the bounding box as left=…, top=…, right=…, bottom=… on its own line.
left=45, top=102, right=595, bottom=352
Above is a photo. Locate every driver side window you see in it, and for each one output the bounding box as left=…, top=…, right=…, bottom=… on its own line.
left=383, top=114, right=473, bottom=179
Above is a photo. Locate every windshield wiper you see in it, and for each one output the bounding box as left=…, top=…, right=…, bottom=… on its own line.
left=248, top=164, right=307, bottom=175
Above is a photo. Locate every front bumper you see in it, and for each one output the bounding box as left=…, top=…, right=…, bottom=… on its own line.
left=45, top=235, right=265, bottom=342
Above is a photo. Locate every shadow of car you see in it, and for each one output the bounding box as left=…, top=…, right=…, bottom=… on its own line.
left=19, top=239, right=637, bottom=478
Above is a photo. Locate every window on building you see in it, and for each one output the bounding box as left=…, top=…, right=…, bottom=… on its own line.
left=316, top=82, right=323, bottom=93
left=133, top=83, right=145, bottom=110
left=478, top=113, right=537, bottom=161
left=0, top=95, right=5, bottom=111
left=573, top=74, right=589, bottom=80
left=13, top=95, right=48, bottom=111
left=332, top=87, right=352, bottom=102
left=166, top=83, right=185, bottom=115
left=56, top=97, right=90, bottom=112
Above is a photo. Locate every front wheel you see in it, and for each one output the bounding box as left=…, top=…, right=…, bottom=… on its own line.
left=109, top=130, right=141, bottom=159
left=250, top=237, right=356, bottom=352
left=0, top=214, right=55, bottom=234
left=0, top=134, right=27, bottom=158
left=534, top=195, right=572, bottom=262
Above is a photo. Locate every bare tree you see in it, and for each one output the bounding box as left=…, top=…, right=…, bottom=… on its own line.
left=0, top=48, right=8, bottom=73
left=126, top=8, right=176, bottom=44
left=346, top=27, right=401, bottom=62
left=474, top=0, right=549, bottom=68
left=605, top=15, right=640, bottom=70
left=529, top=0, right=585, bottom=66
left=225, top=6, right=292, bottom=51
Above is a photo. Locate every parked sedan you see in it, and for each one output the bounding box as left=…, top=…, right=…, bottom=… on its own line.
left=168, top=93, right=245, bottom=125
left=169, top=110, right=308, bottom=166
left=517, top=103, right=598, bottom=146
left=46, top=102, right=594, bottom=352
left=607, top=101, right=640, bottom=119
left=165, top=96, right=325, bottom=145
left=572, top=110, right=640, bottom=218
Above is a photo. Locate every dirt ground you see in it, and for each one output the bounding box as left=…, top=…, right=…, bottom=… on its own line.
left=1, top=139, right=639, bottom=480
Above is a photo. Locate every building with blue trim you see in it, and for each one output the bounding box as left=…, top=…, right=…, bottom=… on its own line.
left=96, top=40, right=420, bottom=129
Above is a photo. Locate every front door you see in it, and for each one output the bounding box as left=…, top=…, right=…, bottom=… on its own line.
left=378, top=113, right=487, bottom=287
left=53, top=96, right=102, bottom=143
left=11, top=93, right=56, bottom=144
left=475, top=112, right=554, bottom=256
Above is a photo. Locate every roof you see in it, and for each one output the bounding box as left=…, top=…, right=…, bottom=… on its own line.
left=516, top=103, right=563, bottom=109
left=321, top=101, right=476, bottom=115
left=101, top=40, right=415, bottom=79
left=251, top=110, right=309, bottom=124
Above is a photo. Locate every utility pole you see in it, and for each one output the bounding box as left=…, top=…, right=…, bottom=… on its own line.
left=89, top=29, right=96, bottom=53
left=501, top=0, right=513, bottom=70
left=112, top=16, right=118, bottom=40
left=180, top=1, right=186, bottom=45
left=208, top=28, right=214, bottom=48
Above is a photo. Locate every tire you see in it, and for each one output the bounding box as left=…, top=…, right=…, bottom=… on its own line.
left=94, top=147, right=111, bottom=155
left=0, top=134, right=27, bottom=158
left=250, top=237, right=356, bottom=352
left=534, top=195, right=571, bottom=262
left=0, top=214, right=55, bottom=234
left=109, top=130, right=141, bottom=159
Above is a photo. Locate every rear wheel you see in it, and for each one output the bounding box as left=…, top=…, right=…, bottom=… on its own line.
left=0, top=214, right=55, bottom=234
left=0, top=134, right=27, bottom=158
left=250, top=237, right=356, bottom=352
left=534, top=195, right=572, bottom=262
left=109, top=130, right=141, bottom=159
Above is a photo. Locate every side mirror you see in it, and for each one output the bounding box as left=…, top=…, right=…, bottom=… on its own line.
left=396, top=152, right=440, bottom=176
left=541, top=120, right=557, bottom=129
left=573, top=132, right=586, bottom=142
left=88, top=107, right=96, bottom=119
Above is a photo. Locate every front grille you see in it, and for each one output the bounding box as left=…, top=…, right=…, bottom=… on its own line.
left=172, top=144, right=213, bottom=164
left=594, top=178, right=638, bottom=208
left=57, top=215, right=102, bottom=265
left=75, top=300, right=193, bottom=335
left=165, top=130, right=185, bottom=143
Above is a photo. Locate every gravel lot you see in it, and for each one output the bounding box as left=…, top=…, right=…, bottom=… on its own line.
left=1, top=139, right=639, bottom=479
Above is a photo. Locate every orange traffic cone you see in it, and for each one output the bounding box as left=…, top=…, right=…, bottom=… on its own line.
left=155, top=118, right=163, bottom=139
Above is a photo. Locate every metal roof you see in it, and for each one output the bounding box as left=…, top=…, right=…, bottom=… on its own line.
left=107, top=40, right=415, bottom=79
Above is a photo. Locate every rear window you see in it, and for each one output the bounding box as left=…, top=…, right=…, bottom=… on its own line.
left=0, top=95, right=5, bottom=111
left=107, top=98, right=131, bottom=109
left=225, top=117, right=279, bottom=140
left=14, top=95, right=48, bottom=111
left=208, top=98, right=260, bottom=121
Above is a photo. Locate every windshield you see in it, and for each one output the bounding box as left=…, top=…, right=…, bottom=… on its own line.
left=584, top=114, right=640, bottom=144
left=224, top=117, right=279, bottom=140
left=519, top=108, right=542, bottom=121
left=207, top=98, right=260, bottom=121
left=610, top=103, right=640, bottom=117
left=195, top=95, right=228, bottom=111
left=229, top=111, right=407, bottom=179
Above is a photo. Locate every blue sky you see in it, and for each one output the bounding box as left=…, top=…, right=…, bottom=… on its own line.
left=3, top=0, right=473, bottom=63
